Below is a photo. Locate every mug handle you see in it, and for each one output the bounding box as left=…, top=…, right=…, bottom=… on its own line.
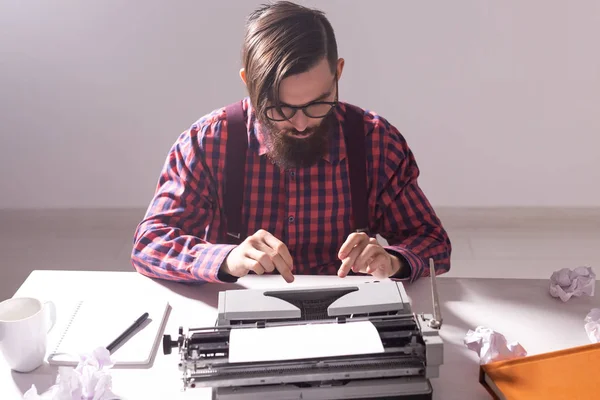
left=44, top=301, right=56, bottom=333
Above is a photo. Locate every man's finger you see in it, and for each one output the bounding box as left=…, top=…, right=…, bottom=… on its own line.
left=245, top=247, right=275, bottom=273
left=354, top=244, right=385, bottom=272
left=365, top=253, right=390, bottom=277
left=338, top=256, right=354, bottom=277
left=258, top=232, right=294, bottom=283
left=338, top=242, right=368, bottom=277
left=338, top=232, right=369, bottom=259
left=246, top=259, right=266, bottom=275
left=339, top=245, right=362, bottom=277
left=271, top=253, right=295, bottom=283
left=262, top=231, right=294, bottom=271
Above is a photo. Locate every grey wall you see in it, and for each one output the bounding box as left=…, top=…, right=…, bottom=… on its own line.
left=1, top=0, right=599, bottom=209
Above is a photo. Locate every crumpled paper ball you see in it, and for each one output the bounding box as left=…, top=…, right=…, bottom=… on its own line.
left=23, top=347, right=118, bottom=400
left=584, top=308, right=600, bottom=344
left=549, top=266, right=595, bottom=302
left=464, top=326, right=527, bottom=364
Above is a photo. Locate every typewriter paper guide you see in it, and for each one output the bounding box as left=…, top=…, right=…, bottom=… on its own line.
left=219, top=280, right=411, bottom=322
left=228, top=320, right=384, bottom=363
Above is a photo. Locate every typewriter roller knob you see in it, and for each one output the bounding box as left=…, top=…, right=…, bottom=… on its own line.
left=162, top=334, right=178, bottom=355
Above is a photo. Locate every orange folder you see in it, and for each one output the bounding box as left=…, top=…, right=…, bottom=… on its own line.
left=479, top=342, right=600, bottom=399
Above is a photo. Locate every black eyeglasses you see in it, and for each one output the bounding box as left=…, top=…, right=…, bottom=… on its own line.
left=265, top=78, right=339, bottom=122
left=265, top=101, right=338, bottom=121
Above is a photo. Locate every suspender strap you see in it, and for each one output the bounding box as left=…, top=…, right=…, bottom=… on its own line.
left=343, top=105, right=369, bottom=233
left=223, top=100, right=247, bottom=244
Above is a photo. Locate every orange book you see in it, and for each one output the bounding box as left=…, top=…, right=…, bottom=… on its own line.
left=479, top=342, right=600, bottom=399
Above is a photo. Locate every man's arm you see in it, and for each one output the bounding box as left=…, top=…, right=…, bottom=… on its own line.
left=131, top=125, right=235, bottom=283
left=371, top=119, right=452, bottom=282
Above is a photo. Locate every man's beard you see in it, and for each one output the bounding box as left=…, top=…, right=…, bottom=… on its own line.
left=261, top=114, right=334, bottom=170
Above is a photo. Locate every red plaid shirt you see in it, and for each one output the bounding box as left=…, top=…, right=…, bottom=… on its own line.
left=131, top=98, right=451, bottom=283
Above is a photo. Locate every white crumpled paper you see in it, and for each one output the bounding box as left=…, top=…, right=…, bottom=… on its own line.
left=464, top=326, right=527, bottom=364
left=584, top=308, right=600, bottom=344
left=549, top=266, right=596, bottom=302
left=23, top=347, right=119, bottom=400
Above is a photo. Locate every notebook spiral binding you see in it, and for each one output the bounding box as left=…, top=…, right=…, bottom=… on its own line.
left=50, top=300, right=83, bottom=356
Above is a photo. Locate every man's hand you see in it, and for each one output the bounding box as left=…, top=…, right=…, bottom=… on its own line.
left=337, top=232, right=401, bottom=279
left=221, top=229, right=295, bottom=283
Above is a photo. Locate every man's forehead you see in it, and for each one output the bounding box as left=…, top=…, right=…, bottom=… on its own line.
left=277, top=61, right=335, bottom=106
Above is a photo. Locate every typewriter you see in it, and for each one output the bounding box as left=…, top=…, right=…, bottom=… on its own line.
left=163, top=260, right=444, bottom=400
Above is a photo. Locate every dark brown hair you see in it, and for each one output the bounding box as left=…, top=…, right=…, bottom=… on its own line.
left=242, top=1, right=338, bottom=119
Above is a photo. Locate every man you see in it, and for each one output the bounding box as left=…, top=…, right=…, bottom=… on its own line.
left=131, top=1, right=451, bottom=284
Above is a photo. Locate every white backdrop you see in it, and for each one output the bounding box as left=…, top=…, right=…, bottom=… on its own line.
left=1, top=0, right=599, bottom=209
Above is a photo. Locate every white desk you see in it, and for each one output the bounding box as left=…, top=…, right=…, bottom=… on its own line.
left=1, top=271, right=598, bottom=399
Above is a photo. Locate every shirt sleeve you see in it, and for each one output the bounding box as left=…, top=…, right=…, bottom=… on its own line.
left=130, top=124, right=235, bottom=283
left=371, top=118, right=452, bottom=283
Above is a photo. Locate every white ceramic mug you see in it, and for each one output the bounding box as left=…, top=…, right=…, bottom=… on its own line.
left=0, top=297, right=56, bottom=372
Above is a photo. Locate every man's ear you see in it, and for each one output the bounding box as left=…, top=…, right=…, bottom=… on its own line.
left=336, top=58, right=345, bottom=80
left=239, top=68, right=247, bottom=85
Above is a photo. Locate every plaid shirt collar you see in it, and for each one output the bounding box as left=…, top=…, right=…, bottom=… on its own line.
left=244, top=98, right=348, bottom=165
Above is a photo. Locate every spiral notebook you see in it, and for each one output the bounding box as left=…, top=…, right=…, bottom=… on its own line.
left=46, top=298, right=170, bottom=367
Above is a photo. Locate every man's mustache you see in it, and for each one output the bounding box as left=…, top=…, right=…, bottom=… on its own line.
left=282, top=127, right=317, bottom=137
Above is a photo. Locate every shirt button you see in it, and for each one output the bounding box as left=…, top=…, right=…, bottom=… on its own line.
left=288, top=216, right=295, bottom=223
left=290, top=171, right=296, bottom=178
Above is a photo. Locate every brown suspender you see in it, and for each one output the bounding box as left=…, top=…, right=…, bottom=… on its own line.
left=343, top=103, right=369, bottom=233
left=223, top=101, right=247, bottom=244
left=223, top=100, right=368, bottom=244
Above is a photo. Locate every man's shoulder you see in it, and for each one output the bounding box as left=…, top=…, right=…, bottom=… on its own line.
left=177, top=98, right=249, bottom=149
left=340, top=103, right=413, bottom=174
left=340, top=102, right=407, bottom=146
left=187, top=102, right=232, bottom=136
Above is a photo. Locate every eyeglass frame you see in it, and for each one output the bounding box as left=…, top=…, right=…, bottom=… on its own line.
left=264, top=77, right=339, bottom=122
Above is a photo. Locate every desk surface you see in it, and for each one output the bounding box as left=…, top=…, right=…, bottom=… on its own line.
left=1, top=271, right=598, bottom=400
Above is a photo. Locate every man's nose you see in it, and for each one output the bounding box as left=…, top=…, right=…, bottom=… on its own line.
left=290, top=112, right=309, bottom=132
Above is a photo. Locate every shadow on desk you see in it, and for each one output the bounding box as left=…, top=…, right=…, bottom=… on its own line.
left=152, top=279, right=247, bottom=308
left=11, top=362, right=57, bottom=397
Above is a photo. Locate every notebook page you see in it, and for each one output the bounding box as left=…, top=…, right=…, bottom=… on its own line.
left=47, top=299, right=169, bottom=367
left=228, top=320, right=384, bottom=363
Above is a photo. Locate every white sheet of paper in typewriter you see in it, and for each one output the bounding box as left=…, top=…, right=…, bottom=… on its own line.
left=228, top=320, right=384, bottom=363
